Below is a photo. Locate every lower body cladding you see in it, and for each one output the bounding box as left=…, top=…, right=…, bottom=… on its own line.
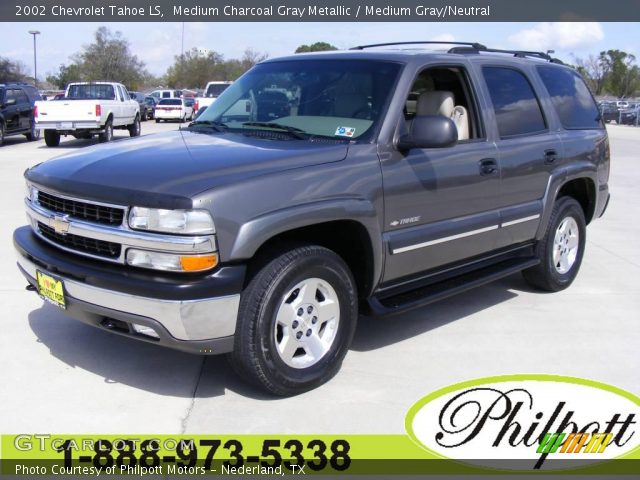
left=14, top=226, right=244, bottom=355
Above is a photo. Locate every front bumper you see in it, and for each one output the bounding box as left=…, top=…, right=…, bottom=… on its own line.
left=14, top=226, right=244, bottom=355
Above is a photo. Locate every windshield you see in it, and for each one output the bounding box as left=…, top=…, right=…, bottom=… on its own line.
left=197, top=59, right=402, bottom=140
left=205, top=83, right=231, bottom=97
left=67, top=84, right=115, bottom=100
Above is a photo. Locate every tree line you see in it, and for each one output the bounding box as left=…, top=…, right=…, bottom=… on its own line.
left=7, top=27, right=635, bottom=99
left=573, top=50, right=640, bottom=98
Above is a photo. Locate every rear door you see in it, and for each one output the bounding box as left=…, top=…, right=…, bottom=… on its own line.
left=3, top=89, right=21, bottom=132
left=16, top=88, right=32, bottom=130
left=476, top=63, right=560, bottom=249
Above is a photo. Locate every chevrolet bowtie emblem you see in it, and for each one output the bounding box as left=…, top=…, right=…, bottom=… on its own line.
left=50, top=215, right=71, bottom=235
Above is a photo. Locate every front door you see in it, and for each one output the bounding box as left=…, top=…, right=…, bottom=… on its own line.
left=380, top=64, right=503, bottom=284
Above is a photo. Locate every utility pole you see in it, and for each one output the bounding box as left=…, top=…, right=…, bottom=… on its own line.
left=28, top=30, right=40, bottom=89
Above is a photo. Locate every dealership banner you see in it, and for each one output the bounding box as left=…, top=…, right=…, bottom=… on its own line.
left=2, top=0, right=640, bottom=22
left=2, top=376, right=639, bottom=476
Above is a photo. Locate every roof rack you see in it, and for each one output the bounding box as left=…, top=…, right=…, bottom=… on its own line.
left=349, top=41, right=565, bottom=64
left=349, top=41, right=487, bottom=51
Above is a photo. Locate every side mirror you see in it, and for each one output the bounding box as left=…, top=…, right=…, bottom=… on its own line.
left=4, top=98, right=17, bottom=106
left=397, top=115, right=458, bottom=150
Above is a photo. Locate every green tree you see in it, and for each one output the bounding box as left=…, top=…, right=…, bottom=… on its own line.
left=46, top=63, right=84, bottom=89
left=0, top=56, right=29, bottom=83
left=63, top=27, right=149, bottom=90
left=600, top=50, right=640, bottom=97
left=295, top=42, right=338, bottom=53
left=165, top=48, right=268, bottom=88
left=574, top=54, right=610, bottom=95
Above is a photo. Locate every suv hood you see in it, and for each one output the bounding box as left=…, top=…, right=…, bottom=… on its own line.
left=26, top=130, right=349, bottom=209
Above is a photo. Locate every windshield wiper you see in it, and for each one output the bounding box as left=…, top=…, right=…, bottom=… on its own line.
left=242, top=122, right=308, bottom=139
left=186, top=120, right=228, bottom=132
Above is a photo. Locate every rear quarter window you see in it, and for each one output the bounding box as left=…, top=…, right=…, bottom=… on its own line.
left=536, top=66, right=602, bottom=129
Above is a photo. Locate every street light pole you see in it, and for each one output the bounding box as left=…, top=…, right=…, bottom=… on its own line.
left=28, top=30, right=40, bottom=89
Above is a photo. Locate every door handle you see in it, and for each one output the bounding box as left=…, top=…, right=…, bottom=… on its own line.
left=479, top=158, right=498, bottom=176
left=544, top=149, right=558, bottom=164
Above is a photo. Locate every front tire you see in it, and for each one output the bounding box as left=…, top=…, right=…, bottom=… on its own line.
left=0, top=122, right=5, bottom=146
left=522, top=197, right=586, bottom=291
left=230, top=245, right=358, bottom=396
left=44, top=130, right=60, bottom=147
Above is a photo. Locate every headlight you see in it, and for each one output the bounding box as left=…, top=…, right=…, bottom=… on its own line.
left=126, top=249, right=218, bottom=272
left=25, top=182, right=37, bottom=202
left=128, top=207, right=215, bottom=234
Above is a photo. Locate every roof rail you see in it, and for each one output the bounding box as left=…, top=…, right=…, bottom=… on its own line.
left=348, top=41, right=565, bottom=64
left=349, top=41, right=487, bottom=51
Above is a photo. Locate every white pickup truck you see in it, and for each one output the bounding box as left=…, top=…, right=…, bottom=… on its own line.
left=35, top=82, right=140, bottom=147
left=196, top=81, right=233, bottom=113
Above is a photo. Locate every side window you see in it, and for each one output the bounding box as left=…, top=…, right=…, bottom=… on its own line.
left=537, top=66, right=601, bottom=129
left=117, top=86, right=125, bottom=101
left=121, top=87, right=131, bottom=101
left=17, top=89, right=29, bottom=104
left=405, top=66, right=482, bottom=141
left=5, top=89, right=17, bottom=102
left=482, top=67, right=547, bottom=138
left=162, top=91, right=171, bottom=98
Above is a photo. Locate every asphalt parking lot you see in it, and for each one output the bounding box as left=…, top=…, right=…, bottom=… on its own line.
left=0, top=122, right=638, bottom=434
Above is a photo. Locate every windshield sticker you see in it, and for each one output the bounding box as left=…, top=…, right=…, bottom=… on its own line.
left=335, top=126, right=356, bottom=137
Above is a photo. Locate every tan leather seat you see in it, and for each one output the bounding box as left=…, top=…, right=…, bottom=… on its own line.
left=415, top=91, right=469, bottom=140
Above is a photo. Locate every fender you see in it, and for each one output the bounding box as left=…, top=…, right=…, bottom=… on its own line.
left=229, top=197, right=384, bottom=295
left=535, top=161, right=598, bottom=240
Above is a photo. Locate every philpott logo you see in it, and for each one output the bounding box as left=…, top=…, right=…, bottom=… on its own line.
left=406, top=375, right=640, bottom=470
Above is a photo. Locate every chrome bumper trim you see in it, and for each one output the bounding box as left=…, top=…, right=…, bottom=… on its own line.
left=17, top=253, right=239, bottom=341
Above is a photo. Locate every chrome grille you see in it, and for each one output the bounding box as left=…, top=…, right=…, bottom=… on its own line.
left=37, top=222, right=121, bottom=258
left=37, top=191, right=124, bottom=225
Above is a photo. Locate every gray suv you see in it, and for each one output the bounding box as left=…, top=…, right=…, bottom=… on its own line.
left=14, top=42, right=610, bottom=395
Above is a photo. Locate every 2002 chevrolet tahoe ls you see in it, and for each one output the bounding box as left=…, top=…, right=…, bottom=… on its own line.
left=14, top=42, right=610, bottom=395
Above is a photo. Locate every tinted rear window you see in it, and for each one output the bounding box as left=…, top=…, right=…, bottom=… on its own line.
left=482, top=67, right=547, bottom=138
left=67, top=84, right=115, bottom=100
left=537, top=66, right=602, bottom=129
left=159, top=99, right=181, bottom=105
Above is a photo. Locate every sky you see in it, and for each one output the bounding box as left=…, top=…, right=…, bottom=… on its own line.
left=1, top=21, right=638, bottom=80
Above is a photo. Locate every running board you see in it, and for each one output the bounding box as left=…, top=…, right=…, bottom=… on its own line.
left=368, top=257, right=540, bottom=316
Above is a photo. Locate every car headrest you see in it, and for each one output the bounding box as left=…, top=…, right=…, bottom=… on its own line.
left=416, top=91, right=455, bottom=117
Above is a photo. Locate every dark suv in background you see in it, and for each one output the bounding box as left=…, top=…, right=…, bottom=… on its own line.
left=129, top=91, right=152, bottom=121
left=0, top=83, right=41, bottom=146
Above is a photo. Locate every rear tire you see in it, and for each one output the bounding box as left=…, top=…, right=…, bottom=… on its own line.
left=25, top=120, right=40, bottom=141
left=128, top=115, right=141, bottom=137
left=230, top=245, right=358, bottom=396
left=522, top=197, right=586, bottom=292
left=98, top=119, right=113, bottom=143
left=44, top=130, right=60, bottom=147
left=155, top=119, right=160, bottom=123
left=0, top=122, right=5, bottom=146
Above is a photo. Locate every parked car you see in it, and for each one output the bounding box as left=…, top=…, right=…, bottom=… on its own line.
left=148, top=89, right=183, bottom=100
left=197, top=81, right=233, bottom=112
left=129, top=91, right=151, bottom=121
left=34, top=82, right=141, bottom=147
left=154, top=98, right=193, bottom=122
left=15, top=42, right=610, bottom=396
left=599, top=102, right=619, bottom=123
left=144, top=96, right=158, bottom=120
left=0, top=82, right=41, bottom=146
left=619, top=104, right=639, bottom=125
